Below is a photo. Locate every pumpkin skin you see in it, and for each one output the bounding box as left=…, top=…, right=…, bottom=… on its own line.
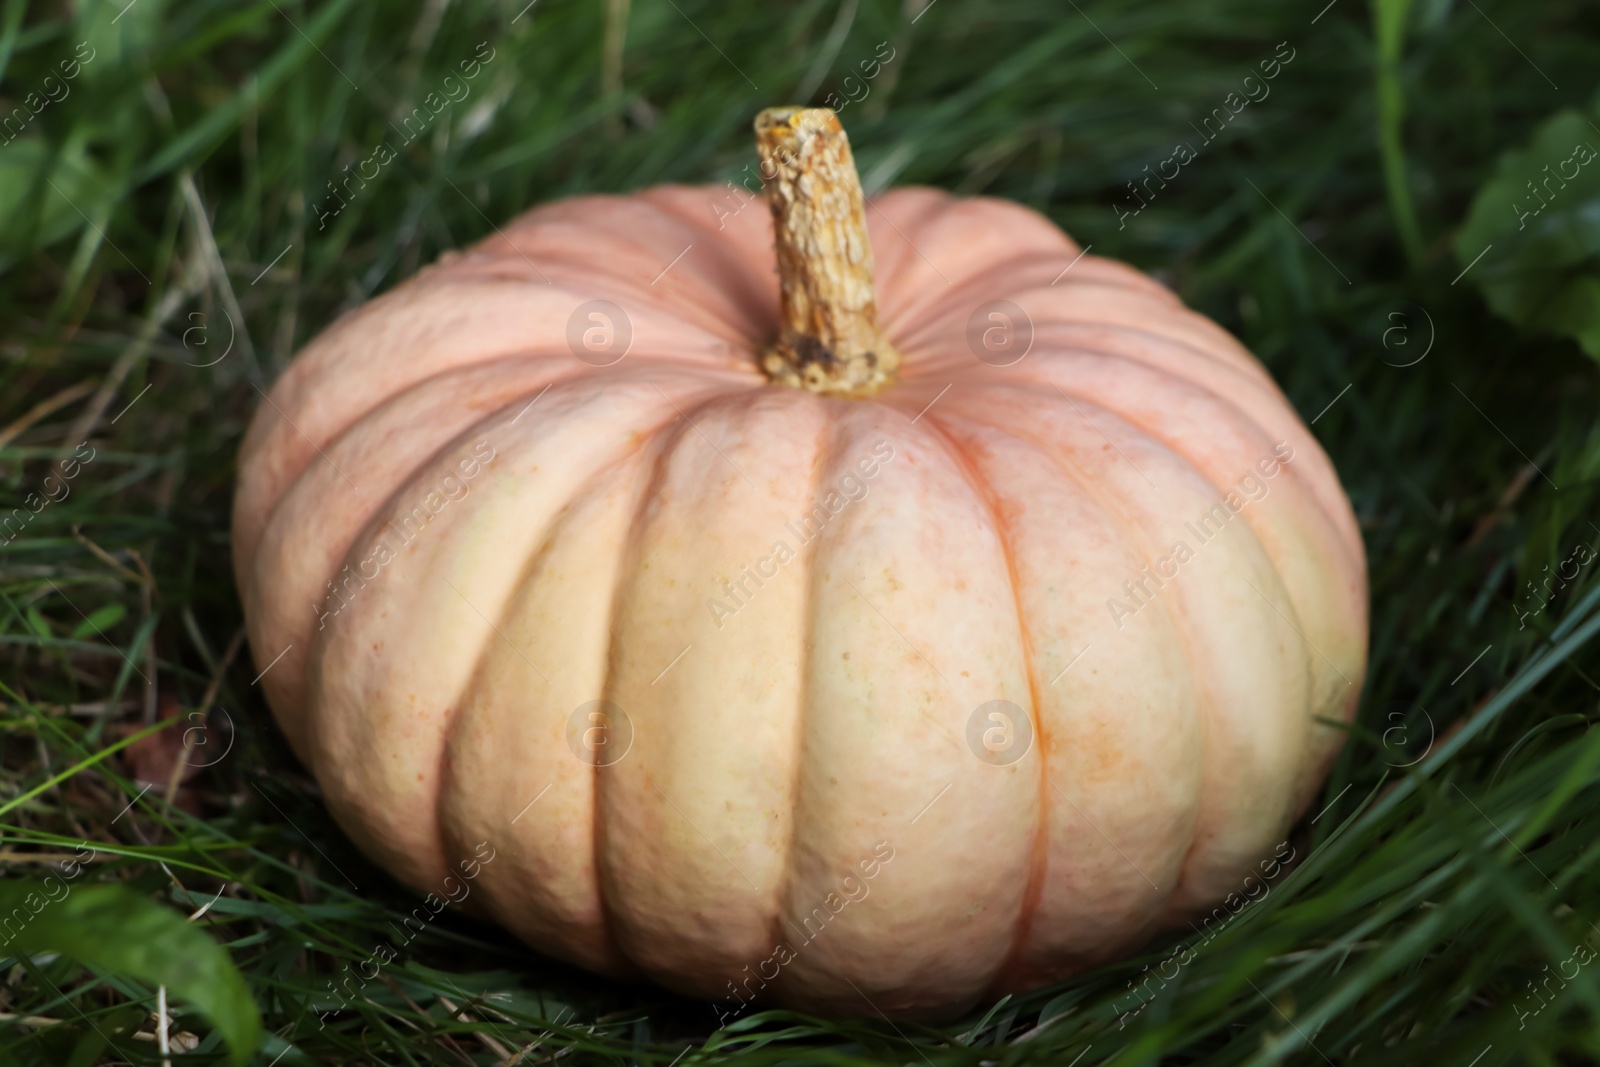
left=233, top=183, right=1366, bottom=1019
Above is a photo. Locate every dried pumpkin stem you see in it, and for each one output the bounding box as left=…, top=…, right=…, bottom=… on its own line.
left=754, top=107, right=901, bottom=397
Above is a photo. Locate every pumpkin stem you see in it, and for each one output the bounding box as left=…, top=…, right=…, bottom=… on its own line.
left=754, top=107, right=901, bottom=397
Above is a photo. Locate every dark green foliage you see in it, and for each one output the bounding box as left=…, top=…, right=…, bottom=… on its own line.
left=0, top=877, right=260, bottom=1064
left=1457, top=97, right=1600, bottom=361
left=1, top=0, right=1599, bottom=1063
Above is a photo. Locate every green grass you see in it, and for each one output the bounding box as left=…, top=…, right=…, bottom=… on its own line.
left=3, top=0, right=1600, bottom=1062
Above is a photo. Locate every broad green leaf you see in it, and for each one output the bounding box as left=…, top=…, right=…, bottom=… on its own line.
left=1456, top=102, right=1600, bottom=361
left=69, top=602, right=126, bottom=640
left=0, top=881, right=261, bottom=1065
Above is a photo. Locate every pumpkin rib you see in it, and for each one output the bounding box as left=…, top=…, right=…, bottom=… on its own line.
left=935, top=402, right=1191, bottom=902
left=468, top=254, right=764, bottom=353
left=954, top=391, right=1239, bottom=923
left=1013, top=354, right=1364, bottom=625
left=861, top=192, right=1009, bottom=334
left=896, top=291, right=1271, bottom=391
left=909, top=410, right=1054, bottom=997
left=968, top=249, right=1179, bottom=300
left=443, top=435, right=673, bottom=976
left=311, top=378, right=735, bottom=898
left=432, top=569, right=493, bottom=927
left=868, top=193, right=1080, bottom=306
left=447, top=242, right=770, bottom=351
left=886, top=271, right=1192, bottom=360
left=977, top=373, right=1341, bottom=732
left=899, top=271, right=1247, bottom=348
left=480, top=195, right=776, bottom=345
left=1026, top=321, right=1276, bottom=395
left=896, top=342, right=1264, bottom=419
left=891, top=340, right=1269, bottom=433
left=770, top=398, right=835, bottom=1007
left=633, top=185, right=792, bottom=321
left=243, top=355, right=585, bottom=558
left=999, top=387, right=1321, bottom=907
left=275, top=357, right=742, bottom=604
left=268, top=330, right=758, bottom=453
left=897, top=330, right=1277, bottom=443
left=1054, top=355, right=1360, bottom=572
left=860, top=187, right=968, bottom=291
left=419, top=395, right=675, bottom=979
left=771, top=403, right=1035, bottom=1014
left=240, top=186, right=771, bottom=510
left=243, top=354, right=759, bottom=563
left=662, top=388, right=838, bottom=991
left=1027, top=314, right=1277, bottom=389
left=1229, top=562, right=1323, bottom=749
left=432, top=480, right=546, bottom=945
left=880, top=255, right=1180, bottom=341
left=939, top=350, right=1363, bottom=576
left=934, top=406, right=1228, bottom=985
left=587, top=443, right=688, bottom=979
left=244, top=357, right=607, bottom=751
left=240, top=280, right=759, bottom=517
left=590, top=389, right=736, bottom=979
left=1164, top=571, right=1318, bottom=910
left=457, top=415, right=694, bottom=979
left=585, top=419, right=697, bottom=979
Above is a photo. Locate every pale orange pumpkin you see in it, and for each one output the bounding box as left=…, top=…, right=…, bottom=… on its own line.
left=234, top=108, right=1366, bottom=1019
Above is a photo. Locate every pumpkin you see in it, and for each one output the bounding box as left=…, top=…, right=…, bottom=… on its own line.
left=234, top=107, right=1366, bottom=1019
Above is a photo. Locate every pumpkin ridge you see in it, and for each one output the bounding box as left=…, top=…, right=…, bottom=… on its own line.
left=1000, top=366, right=1365, bottom=631
left=249, top=361, right=609, bottom=750
left=428, top=460, right=572, bottom=940
left=316, top=379, right=723, bottom=897
left=502, top=438, right=672, bottom=972
left=851, top=187, right=952, bottom=278
left=451, top=441, right=668, bottom=979
left=431, top=545, right=503, bottom=929
left=475, top=260, right=766, bottom=353
left=1029, top=309, right=1273, bottom=383
left=243, top=357, right=584, bottom=584
left=1024, top=320, right=1275, bottom=392
left=768, top=399, right=842, bottom=1006
left=950, top=402, right=1206, bottom=926
left=239, top=279, right=758, bottom=529
left=590, top=401, right=706, bottom=974
left=895, top=328, right=1273, bottom=418
left=894, top=294, right=1269, bottom=391
left=866, top=192, right=1064, bottom=321
left=985, top=400, right=1311, bottom=915
left=883, top=256, right=1182, bottom=340
left=1227, top=571, right=1321, bottom=797
left=632, top=185, right=789, bottom=326
left=968, top=363, right=1363, bottom=577
left=475, top=192, right=761, bottom=319
left=909, top=411, right=1054, bottom=995
left=885, top=274, right=1180, bottom=360
left=1164, top=588, right=1310, bottom=911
